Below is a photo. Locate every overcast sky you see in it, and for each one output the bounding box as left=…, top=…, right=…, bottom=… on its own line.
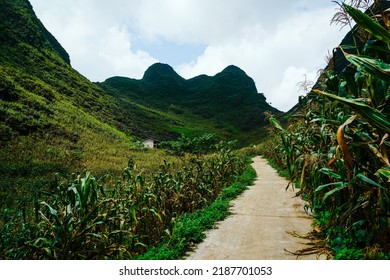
left=29, top=0, right=350, bottom=111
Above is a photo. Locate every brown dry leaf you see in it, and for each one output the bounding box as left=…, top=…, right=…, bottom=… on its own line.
left=383, top=8, right=390, bottom=30
left=379, top=133, right=389, bottom=165
left=336, top=115, right=357, bottom=169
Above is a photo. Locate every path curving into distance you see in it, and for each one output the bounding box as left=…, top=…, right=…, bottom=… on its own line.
left=187, top=156, right=321, bottom=260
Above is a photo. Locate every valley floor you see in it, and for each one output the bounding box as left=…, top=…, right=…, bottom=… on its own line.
left=187, top=156, right=324, bottom=260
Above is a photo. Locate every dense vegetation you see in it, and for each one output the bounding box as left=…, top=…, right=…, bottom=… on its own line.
left=3, top=0, right=389, bottom=261
left=0, top=0, right=273, bottom=226
left=0, top=0, right=260, bottom=259
left=261, top=2, right=390, bottom=259
left=0, top=137, right=253, bottom=259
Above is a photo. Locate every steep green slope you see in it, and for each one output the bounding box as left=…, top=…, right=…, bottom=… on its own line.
left=0, top=0, right=164, bottom=210
left=187, top=65, right=276, bottom=132
left=0, top=0, right=70, bottom=65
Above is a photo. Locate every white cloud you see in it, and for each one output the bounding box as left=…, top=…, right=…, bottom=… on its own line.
left=30, top=0, right=156, bottom=81
left=131, top=0, right=334, bottom=44
left=270, top=66, right=317, bottom=111
left=177, top=4, right=348, bottom=111
left=29, top=0, right=349, bottom=110
left=97, top=26, right=157, bottom=80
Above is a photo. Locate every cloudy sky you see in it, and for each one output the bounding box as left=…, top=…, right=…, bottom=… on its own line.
left=29, top=0, right=350, bottom=111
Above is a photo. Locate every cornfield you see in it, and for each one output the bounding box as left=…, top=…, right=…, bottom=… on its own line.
left=0, top=137, right=246, bottom=259
left=266, top=2, right=390, bottom=259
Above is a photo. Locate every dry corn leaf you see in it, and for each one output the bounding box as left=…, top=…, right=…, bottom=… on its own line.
left=336, top=115, right=357, bottom=169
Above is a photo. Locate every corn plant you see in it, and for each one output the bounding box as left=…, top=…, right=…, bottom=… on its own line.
left=267, top=2, right=390, bottom=258
left=0, top=137, right=246, bottom=259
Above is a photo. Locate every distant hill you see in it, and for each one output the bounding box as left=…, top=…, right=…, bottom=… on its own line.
left=98, top=63, right=280, bottom=139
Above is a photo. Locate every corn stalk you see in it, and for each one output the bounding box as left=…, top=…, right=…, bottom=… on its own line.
left=263, top=2, right=390, bottom=258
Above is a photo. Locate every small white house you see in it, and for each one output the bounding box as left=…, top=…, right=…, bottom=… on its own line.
left=142, top=139, right=154, bottom=148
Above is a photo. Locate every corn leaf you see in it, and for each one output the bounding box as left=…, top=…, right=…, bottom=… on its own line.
left=356, top=173, right=386, bottom=190
left=319, top=167, right=342, bottom=180
left=368, top=144, right=390, bottom=167
left=315, top=181, right=345, bottom=192
left=314, top=89, right=390, bottom=133
left=109, top=230, right=129, bottom=235
left=80, top=176, right=90, bottom=209
left=323, top=183, right=348, bottom=202
left=340, top=48, right=390, bottom=82
left=376, top=168, right=390, bottom=181
left=149, top=208, right=162, bottom=222
left=269, top=117, right=289, bottom=135
left=32, top=237, right=52, bottom=247
left=343, top=3, right=390, bottom=45
left=40, top=201, right=61, bottom=224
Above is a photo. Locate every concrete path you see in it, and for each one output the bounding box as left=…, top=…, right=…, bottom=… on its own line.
left=187, top=156, right=319, bottom=260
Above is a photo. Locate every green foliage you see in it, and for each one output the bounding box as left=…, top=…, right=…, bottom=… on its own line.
left=0, top=0, right=276, bottom=260
left=0, top=0, right=275, bottom=222
left=0, top=141, right=248, bottom=259
left=342, top=2, right=390, bottom=45
left=159, top=133, right=220, bottom=157
left=137, top=161, right=256, bottom=260
left=263, top=3, right=390, bottom=259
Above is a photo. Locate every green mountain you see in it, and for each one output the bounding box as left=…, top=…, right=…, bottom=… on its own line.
left=98, top=63, right=279, bottom=139
left=0, top=0, right=279, bottom=206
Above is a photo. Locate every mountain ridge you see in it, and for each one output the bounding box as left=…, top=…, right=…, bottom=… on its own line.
left=99, top=62, right=278, bottom=135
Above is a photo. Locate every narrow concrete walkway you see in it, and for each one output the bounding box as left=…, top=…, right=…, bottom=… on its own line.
left=187, top=156, right=318, bottom=260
